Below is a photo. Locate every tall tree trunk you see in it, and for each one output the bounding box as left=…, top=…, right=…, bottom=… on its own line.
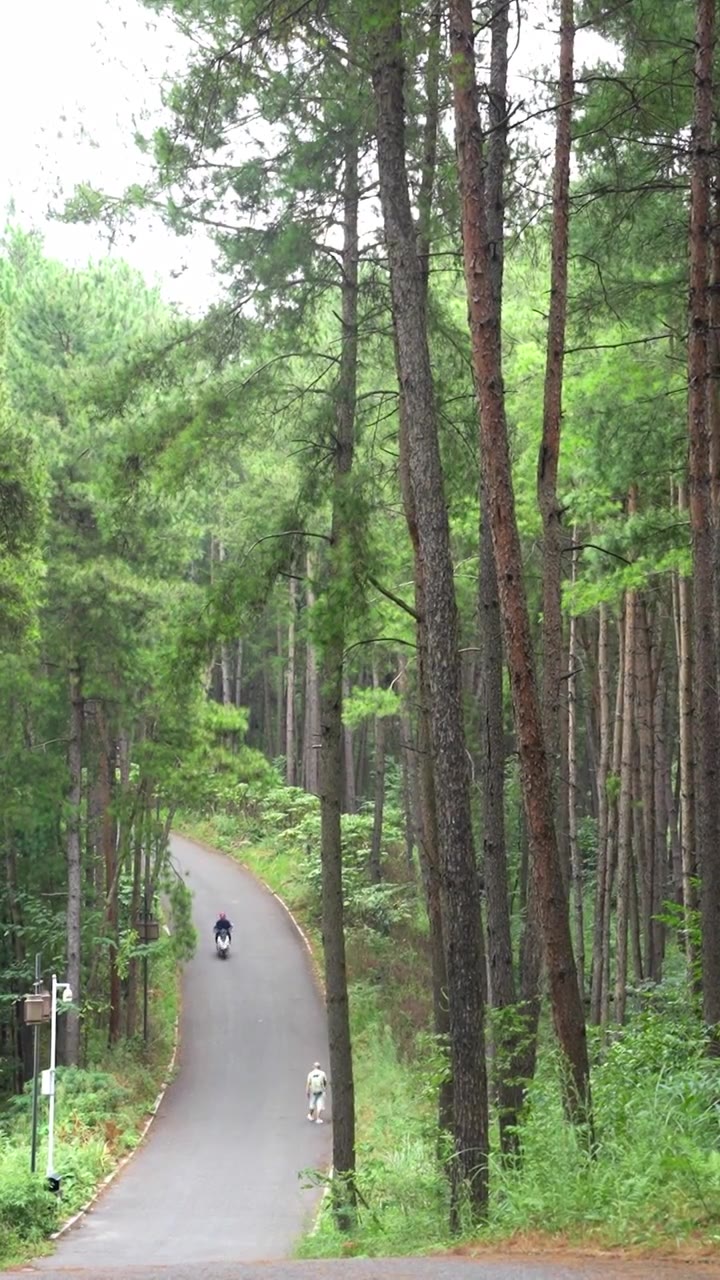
left=303, top=555, right=321, bottom=795
left=538, top=0, right=575, bottom=828
left=98, top=708, right=121, bottom=1045
left=677, top=484, right=699, bottom=974
left=567, top=541, right=584, bottom=1000
left=448, top=0, right=591, bottom=1129
left=342, top=675, right=356, bottom=814
left=478, top=0, right=527, bottom=1156
left=318, top=134, right=359, bottom=1223
left=635, top=595, right=657, bottom=979
left=369, top=659, right=386, bottom=884
left=399, top=422, right=454, bottom=1141
left=394, top=0, right=453, bottom=1140
left=652, top=657, right=669, bottom=977
left=687, top=0, right=720, bottom=1041
left=601, top=616, right=625, bottom=1028
left=371, top=1, right=489, bottom=1213
left=64, top=660, right=83, bottom=1066
left=286, top=575, right=297, bottom=785
left=590, top=602, right=610, bottom=1023
left=615, top=586, right=637, bottom=1024
left=398, top=654, right=417, bottom=872
left=234, top=637, right=243, bottom=707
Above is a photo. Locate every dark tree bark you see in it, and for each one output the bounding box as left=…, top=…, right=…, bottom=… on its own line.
left=448, top=0, right=591, bottom=1128
left=286, top=575, right=297, bottom=786
left=392, top=0, right=453, bottom=1142
left=342, top=674, right=356, bottom=814
left=318, top=135, right=359, bottom=1223
left=538, top=0, right=575, bottom=809
left=369, top=658, right=386, bottom=884
left=677, top=483, right=699, bottom=974
left=303, top=553, right=321, bottom=795
left=567, top=541, right=584, bottom=1000
left=371, top=0, right=488, bottom=1214
left=687, top=0, right=720, bottom=1040
left=590, top=602, right=610, bottom=1024
left=478, top=0, right=526, bottom=1158
left=398, top=653, right=417, bottom=873
left=635, top=595, right=657, bottom=979
left=64, top=660, right=83, bottom=1066
left=615, top=585, right=637, bottom=1024
left=399, top=421, right=454, bottom=1142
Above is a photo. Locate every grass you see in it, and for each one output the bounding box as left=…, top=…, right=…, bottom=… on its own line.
left=0, top=938, right=178, bottom=1268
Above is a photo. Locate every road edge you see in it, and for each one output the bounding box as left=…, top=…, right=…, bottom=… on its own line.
left=50, top=1007, right=181, bottom=1241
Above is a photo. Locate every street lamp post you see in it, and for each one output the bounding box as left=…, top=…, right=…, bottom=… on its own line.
left=21, top=957, right=51, bottom=1174
left=46, top=974, right=72, bottom=1193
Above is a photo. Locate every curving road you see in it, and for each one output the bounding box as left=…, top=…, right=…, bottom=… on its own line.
left=5, top=834, right=720, bottom=1280
left=36, top=832, right=331, bottom=1267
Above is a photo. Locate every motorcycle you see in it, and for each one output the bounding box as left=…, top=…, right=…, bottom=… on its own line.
left=215, top=929, right=231, bottom=959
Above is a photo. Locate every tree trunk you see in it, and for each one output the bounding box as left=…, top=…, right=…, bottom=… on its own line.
left=567, top=541, right=584, bottom=1001
left=615, top=586, right=637, bottom=1024
left=318, top=134, right=359, bottom=1224
left=635, top=595, right=657, bottom=979
left=303, top=554, right=321, bottom=795
left=64, top=660, right=83, bottom=1066
left=98, top=708, right=121, bottom=1045
left=652, top=657, right=669, bottom=976
left=538, top=0, right=575, bottom=822
left=478, top=0, right=527, bottom=1157
left=448, top=0, right=590, bottom=1129
left=677, top=484, right=699, bottom=974
left=286, top=575, right=297, bottom=785
left=398, top=654, right=417, bottom=873
left=590, top=601, right=610, bottom=1024
left=369, top=659, right=385, bottom=884
left=342, top=675, right=356, bottom=813
left=601, top=615, right=625, bottom=1028
left=234, top=637, right=243, bottom=706
left=371, top=1, right=489, bottom=1213
left=687, top=0, right=720, bottom=1041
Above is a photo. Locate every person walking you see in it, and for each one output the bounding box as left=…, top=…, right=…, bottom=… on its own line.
left=306, top=1061, right=327, bottom=1123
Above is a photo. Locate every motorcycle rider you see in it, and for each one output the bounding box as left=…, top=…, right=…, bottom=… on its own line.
left=213, top=911, right=233, bottom=943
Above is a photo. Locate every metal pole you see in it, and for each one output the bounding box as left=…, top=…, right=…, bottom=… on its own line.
left=30, top=953, right=41, bottom=1173
left=46, top=974, right=57, bottom=1180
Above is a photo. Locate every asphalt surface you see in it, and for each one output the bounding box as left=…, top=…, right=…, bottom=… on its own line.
left=5, top=835, right=720, bottom=1280
left=27, top=833, right=331, bottom=1268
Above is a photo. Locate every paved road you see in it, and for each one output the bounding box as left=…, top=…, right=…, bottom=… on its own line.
left=31, top=833, right=331, bottom=1267
left=5, top=836, right=719, bottom=1280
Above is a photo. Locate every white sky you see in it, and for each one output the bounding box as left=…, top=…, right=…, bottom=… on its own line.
left=0, top=0, right=614, bottom=316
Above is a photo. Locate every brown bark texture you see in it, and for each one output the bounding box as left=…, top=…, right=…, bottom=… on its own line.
left=64, top=660, right=83, bottom=1066
left=318, top=138, right=360, bottom=1213
left=537, top=0, right=575, bottom=800
left=448, top=0, right=591, bottom=1126
left=687, top=0, right=720, bottom=1040
left=371, top=0, right=488, bottom=1211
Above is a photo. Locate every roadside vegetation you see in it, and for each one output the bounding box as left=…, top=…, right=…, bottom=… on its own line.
left=0, top=940, right=178, bottom=1268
